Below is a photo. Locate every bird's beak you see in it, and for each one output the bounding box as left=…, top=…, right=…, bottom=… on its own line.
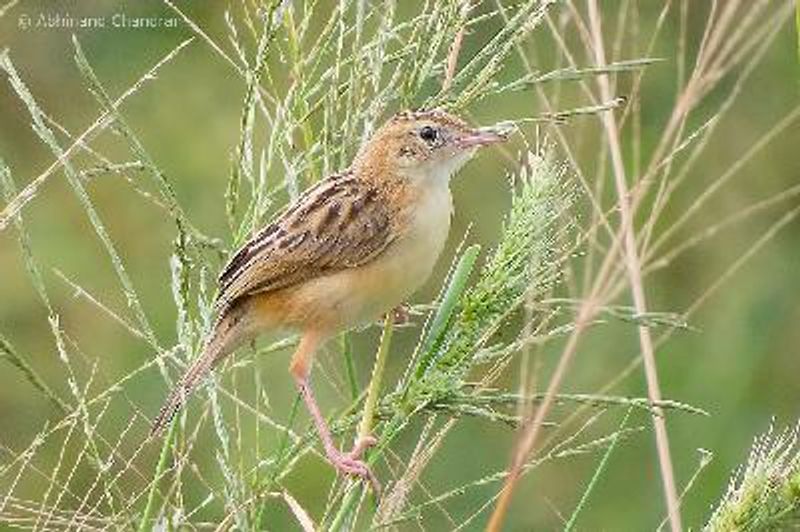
left=456, top=124, right=512, bottom=149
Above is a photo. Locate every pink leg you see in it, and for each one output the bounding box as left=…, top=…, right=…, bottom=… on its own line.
left=290, top=332, right=380, bottom=493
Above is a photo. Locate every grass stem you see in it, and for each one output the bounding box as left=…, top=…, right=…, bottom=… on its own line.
left=358, top=315, right=394, bottom=442
left=585, top=3, right=681, bottom=530
left=564, top=408, right=631, bottom=531
left=138, top=420, right=176, bottom=532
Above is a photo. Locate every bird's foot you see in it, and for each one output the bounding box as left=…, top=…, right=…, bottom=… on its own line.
left=386, top=303, right=413, bottom=326
left=348, top=435, right=377, bottom=460
left=325, top=436, right=380, bottom=495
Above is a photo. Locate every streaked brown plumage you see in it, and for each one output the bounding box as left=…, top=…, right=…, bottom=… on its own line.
left=217, top=172, right=397, bottom=310
left=151, top=109, right=508, bottom=490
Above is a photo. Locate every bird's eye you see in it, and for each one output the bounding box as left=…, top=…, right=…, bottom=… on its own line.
left=419, top=126, right=438, bottom=143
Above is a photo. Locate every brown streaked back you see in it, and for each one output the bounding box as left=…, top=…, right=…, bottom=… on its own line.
left=215, top=172, right=398, bottom=312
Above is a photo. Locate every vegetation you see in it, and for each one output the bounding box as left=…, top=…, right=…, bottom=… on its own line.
left=0, top=1, right=798, bottom=529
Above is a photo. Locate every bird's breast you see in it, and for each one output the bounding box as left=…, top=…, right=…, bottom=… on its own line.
left=382, top=183, right=453, bottom=295
left=321, top=184, right=453, bottom=327
left=256, top=184, right=453, bottom=332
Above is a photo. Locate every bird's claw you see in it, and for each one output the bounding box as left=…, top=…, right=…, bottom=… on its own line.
left=386, top=303, right=413, bottom=326
left=326, top=436, right=381, bottom=495
left=348, top=435, right=377, bottom=460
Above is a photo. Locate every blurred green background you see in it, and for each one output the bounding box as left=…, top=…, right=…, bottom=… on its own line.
left=1, top=1, right=799, bottom=530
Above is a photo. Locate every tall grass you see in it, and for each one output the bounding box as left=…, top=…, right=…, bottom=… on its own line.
left=0, top=1, right=798, bottom=530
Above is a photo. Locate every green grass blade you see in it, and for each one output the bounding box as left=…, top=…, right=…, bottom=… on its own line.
left=796, top=0, right=800, bottom=76
left=138, top=421, right=176, bottom=532
left=0, top=333, right=69, bottom=414
left=564, top=408, right=632, bottom=531
left=414, top=244, right=481, bottom=379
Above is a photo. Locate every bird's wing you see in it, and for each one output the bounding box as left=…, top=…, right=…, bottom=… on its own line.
left=216, top=172, right=395, bottom=310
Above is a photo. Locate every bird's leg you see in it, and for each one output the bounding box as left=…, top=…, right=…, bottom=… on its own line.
left=290, top=332, right=379, bottom=493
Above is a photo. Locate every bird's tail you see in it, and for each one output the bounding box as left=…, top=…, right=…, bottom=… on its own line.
left=150, top=304, right=248, bottom=435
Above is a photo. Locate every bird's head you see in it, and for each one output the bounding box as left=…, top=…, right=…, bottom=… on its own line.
left=355, top=109, right=509, bottom=184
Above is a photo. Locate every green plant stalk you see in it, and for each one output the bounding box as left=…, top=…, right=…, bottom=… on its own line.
left=254, top=393, right=302, bottom=526
left=270, top=392, right=302, bottom=482
left=0, top=161, right=70, bottom=414
left=327, top=482, right=360, bottom=531
left=228, top=2, right=281, bottom=237
left=342, top=333, right=360, bottom=401
left=564, top=408, right=631, bottom=531
left=138, top=420, right=176, bottom=532
left=284, top=4, right=318, bottom=183
left=0, top=333, right=69, bottom=414
left=71, top=37, right=199, bottom=248
left=358, top=315, right=394, bottom=442
left=411, top=244, right=480, bottom=382
left=1, top=157, right=127, bottom=521
left=796, top=0, right=800, bottom=77
left=657, top=450, right=713, bottom=531
left=327, top=316, right=395, bottom=531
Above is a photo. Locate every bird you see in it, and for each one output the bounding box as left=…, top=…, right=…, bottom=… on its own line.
left=150, top=109, right=508, bottom=491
